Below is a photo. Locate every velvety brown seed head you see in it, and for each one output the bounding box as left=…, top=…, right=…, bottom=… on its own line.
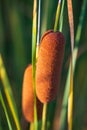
left=36, top=30, right=65, bottom=103
left=22, top=65, right=43, bottom=122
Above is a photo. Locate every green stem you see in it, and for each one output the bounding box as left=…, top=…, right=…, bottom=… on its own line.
left=54, top=0, right=61, bottom=32
left=41, top=103, right=47, bottom=130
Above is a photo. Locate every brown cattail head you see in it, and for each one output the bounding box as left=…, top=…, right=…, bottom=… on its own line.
left=36, top=30, right=65, bottom=103
left=22, top=65, right=43, bottom=122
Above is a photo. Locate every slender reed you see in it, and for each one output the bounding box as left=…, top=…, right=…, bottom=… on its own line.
left=32, top=0, right=38, bottom=129
left=67, top=0, right=74, bottom=130
left=37, top=0, right=41, bottom=46
left=36, top=0, right=41, bottom=60
left=54, top=0, right=62, bottom=32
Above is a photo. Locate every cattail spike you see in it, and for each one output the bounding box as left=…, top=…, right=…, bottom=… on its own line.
left=36, top=30, right=65, bottom=103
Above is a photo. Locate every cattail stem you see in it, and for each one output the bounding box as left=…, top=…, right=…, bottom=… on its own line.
left=30, top=122, right=34, bottom=130
left=54, top=0, right=61, bottom=32
left=41, top=103, right=47, bottom=130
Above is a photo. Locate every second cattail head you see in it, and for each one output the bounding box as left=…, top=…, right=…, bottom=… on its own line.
left=22, top=64, right=43, bottom=122
left=36, top=30, right=65, bottom=103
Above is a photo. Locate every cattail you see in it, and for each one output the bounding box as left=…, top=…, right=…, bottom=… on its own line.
left=22, top=64, right=43, bottom=122
left=36, top=30, right=65, bottom=103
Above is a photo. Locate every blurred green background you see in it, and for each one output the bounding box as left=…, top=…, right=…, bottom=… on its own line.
left=0, top=0, right=87, bottom=130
